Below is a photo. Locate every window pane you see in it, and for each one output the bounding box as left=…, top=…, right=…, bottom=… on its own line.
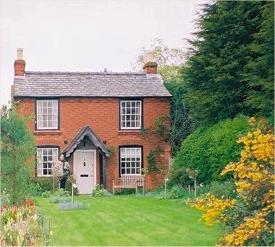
left=37, top=147, right=59, bottom=177
left=120, top=100, right=142, bottom=129
left=37, top=100, right=58, bottom=130
left=120, top=147, right=142, bottom=175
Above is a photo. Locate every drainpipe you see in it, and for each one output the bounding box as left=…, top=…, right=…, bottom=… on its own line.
left=102, top=155, right=107, bottom=188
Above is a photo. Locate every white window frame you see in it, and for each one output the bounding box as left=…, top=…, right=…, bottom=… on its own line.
left=36, top=100, right=58, bottom=130
left=120, top=147, right=142, bottom=175
left=120, top=100, right=142, bottom=129
left=37, top=147, right=59, bottom=177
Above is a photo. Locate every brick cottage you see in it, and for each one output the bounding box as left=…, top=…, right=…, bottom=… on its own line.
left=12, top=48, right=171, bottom=194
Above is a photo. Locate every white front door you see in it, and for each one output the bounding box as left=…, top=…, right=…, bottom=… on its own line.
left=73, top=150, right=96, bottom=194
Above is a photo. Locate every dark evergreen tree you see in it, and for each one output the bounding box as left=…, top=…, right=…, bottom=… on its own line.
left=244, top=1, right=274, bottom=121
left=183, top=1, right=273, bottom=126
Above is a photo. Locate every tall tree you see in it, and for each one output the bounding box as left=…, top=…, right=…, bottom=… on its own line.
left=1, top=104, right=36, bottom=204
left=183, top=1, right=273, bottom=126
left=244, top=1, right=274, bottom=121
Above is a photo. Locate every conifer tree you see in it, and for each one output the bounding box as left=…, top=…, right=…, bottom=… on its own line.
left=184, top=1, right=273, bottom=125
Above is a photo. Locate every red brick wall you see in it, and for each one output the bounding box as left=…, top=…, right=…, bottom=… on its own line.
left=16, top=97, right=171, bottom=191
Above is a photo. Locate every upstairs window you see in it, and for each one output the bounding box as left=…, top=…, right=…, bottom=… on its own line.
left=36, top=100, right=59, bottom=130
left=120, top=147, right=142, bottom=175
left=36, top=147, right=59, bottom=177
left=120, top=100, right=142, bottom=129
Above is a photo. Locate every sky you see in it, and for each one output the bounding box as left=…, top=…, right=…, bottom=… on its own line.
left=0, top=0, right=207, bottom=106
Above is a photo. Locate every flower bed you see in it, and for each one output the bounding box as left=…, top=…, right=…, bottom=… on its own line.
left=1, top=200, right=51, bottom=246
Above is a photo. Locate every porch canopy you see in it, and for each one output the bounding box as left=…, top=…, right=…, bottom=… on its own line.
left=62, top=125, right=109, bottom=157
left=62, top=125, right=110, bottom=187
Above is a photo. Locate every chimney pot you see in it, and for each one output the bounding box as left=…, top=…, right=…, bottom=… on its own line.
left=17, top=48, right=23, bottom=60
left=143, top=61, right=158, bottom=74
left=14, top=48, right=26, bottom=76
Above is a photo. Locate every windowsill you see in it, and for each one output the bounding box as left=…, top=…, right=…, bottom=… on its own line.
left=34, top=130, right=62, bottom=136
left=118, top=130, right=142, bottom=135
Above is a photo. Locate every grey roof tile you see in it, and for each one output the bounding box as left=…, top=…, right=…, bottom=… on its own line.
left=14, top=71, right=171, bottom=98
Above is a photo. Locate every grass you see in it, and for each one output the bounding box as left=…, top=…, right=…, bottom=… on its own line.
left=36, top=195, right=221, bottom=246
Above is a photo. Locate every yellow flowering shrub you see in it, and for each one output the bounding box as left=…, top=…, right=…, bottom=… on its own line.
left=194, top=194, right=236, bottom=226
left=190, top=117, right=274, bottom=246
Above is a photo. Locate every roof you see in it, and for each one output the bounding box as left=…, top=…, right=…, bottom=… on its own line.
left=62, top=125, right=110, bottom=157
left=13, top=71, right=171, bottom=98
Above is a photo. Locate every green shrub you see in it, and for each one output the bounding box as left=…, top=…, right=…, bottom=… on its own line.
left=92, top=185, right=109, bottom=197
left=33, top=178, right=79, bottom=196
left=49, top=189, right=71, bottom=203
left=170, top=116, right=251, bottom=185
left=200, top=180, right=236, bottom=199
left=113, top=188, right=136, bottom=195
left=167, top=184, right=185, bottom=199
left=52, top=188, right=70, bottom=197
left=31, top=178, right=59, bottom=195
left=41, top=190, right=52, bottom=198
left=168, top=167, right=193, bottom=187
left=65, top=179, right=79, bottom=196
left=154, top=184, right=192, bottom=200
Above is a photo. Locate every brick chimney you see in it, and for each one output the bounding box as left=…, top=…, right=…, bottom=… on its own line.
left=14, top=48, right=26, bottom=76
left=143, top=61, right=158, bottom=74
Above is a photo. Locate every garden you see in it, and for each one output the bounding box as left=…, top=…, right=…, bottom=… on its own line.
left=1, top=105, right=274, bottom=246
left=1, top=1, right=274, bottom=245
left=1, top=184, right=222, bottom=246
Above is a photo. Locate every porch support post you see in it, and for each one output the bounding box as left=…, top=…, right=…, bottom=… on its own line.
left=102, top=155, right=107, bottom=188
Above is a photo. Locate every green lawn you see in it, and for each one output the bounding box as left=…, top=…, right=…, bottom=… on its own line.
left=36, top=195, right=220, bottom=246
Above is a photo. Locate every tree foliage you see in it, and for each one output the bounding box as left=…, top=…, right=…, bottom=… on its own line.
left=190, top=118, right=274, bottom=246
left=169, top=117, right=251, bottom=185
left=133, top=39, right=195, bottom=156
left=183, top=1, right=274, bottom=125
left=132, top=38, right=185, bottom=81
left=1, top=104, right=36, bottom=204
left=244, top=2, right=274, bottom=121
left=164, top=79, right=196, bottom=156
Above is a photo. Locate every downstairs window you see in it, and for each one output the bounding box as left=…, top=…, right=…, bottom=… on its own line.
left=36, top=147, right=59, bottom=177
left=119, top=147, right=142, bottom=175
